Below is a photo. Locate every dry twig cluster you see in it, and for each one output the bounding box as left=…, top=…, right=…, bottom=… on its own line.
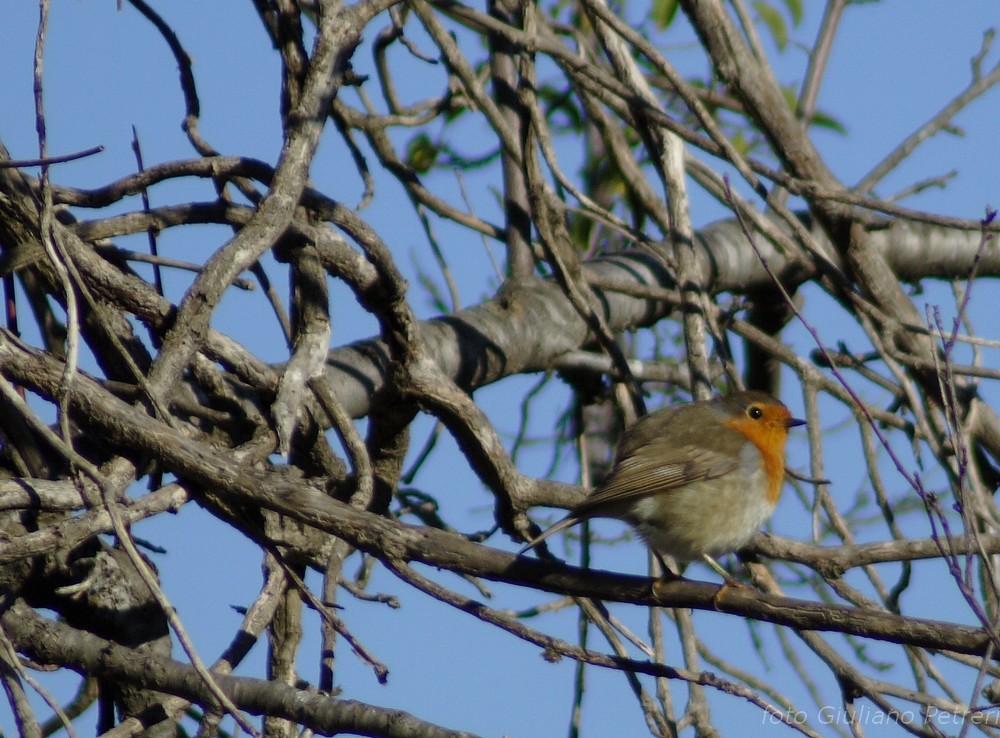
left=2, top=1, right=1000, bottom=736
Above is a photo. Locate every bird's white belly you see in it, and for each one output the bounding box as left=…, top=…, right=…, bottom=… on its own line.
left=627, top=461, right=773, bottom=564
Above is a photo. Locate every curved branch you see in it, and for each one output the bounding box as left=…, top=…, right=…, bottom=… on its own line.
left=314, top=217, right=1000, bottom=416
left=0, top=337, right=991, bottom=657
left=3, top=603, right=479, bottom=738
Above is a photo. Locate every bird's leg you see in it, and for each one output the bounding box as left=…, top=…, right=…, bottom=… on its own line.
left=703, top=554, right=745, bottom=589
left=649, top=551, right=684, bottom=599
left=652, top=550, right=682, bottom=580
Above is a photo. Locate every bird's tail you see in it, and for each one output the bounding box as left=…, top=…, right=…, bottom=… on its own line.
left=517, top=514, right=584, bottom=555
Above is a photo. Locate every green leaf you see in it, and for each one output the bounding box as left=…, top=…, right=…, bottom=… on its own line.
left=730, top=131, right=751, bottom=156
left=779, top=84, right=798, bottom=112
left=753, top=1, right=788, bottom=51
left=808, top=111, right=848, bottom=135
left=416, top=266, right=451, bottom=315
left=782, top=0, right=803, bottom=27
left=443, top=100, right=468, bottom=124
left=406, top=133, right=439, bottom=174
left=651, top=0, right=680, bottom=29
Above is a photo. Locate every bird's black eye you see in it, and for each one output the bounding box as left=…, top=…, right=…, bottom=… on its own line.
left=747, top=405, right=764, bottom=420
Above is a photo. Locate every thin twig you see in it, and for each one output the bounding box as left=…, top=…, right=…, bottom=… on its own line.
left=0, top=145, right=104, bottom=169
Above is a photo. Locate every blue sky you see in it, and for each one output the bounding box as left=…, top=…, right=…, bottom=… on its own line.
left=3, top=2, right=1000, bottom=737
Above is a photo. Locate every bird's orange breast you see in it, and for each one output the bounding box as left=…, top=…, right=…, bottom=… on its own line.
left=724, top=408, right=792, bottom=505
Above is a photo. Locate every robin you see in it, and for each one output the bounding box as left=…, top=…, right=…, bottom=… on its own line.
left=519, top=390, right=805, bottom=579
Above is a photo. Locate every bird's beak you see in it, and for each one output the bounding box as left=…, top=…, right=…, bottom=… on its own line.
left=786, top=417, right=807, bottom=429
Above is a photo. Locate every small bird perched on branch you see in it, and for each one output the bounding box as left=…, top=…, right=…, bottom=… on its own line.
left=519, top=390, right=805, bottom=579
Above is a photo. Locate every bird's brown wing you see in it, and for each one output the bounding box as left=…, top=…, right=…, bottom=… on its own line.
left=573, top=437, right=741, bottom=517
left=517, top=441, right=735, bottom=556
left=520, top=403, right=752, bottom=554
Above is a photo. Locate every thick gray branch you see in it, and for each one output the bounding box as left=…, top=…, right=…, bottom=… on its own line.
left=319, top=218, right=997, bottom=418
